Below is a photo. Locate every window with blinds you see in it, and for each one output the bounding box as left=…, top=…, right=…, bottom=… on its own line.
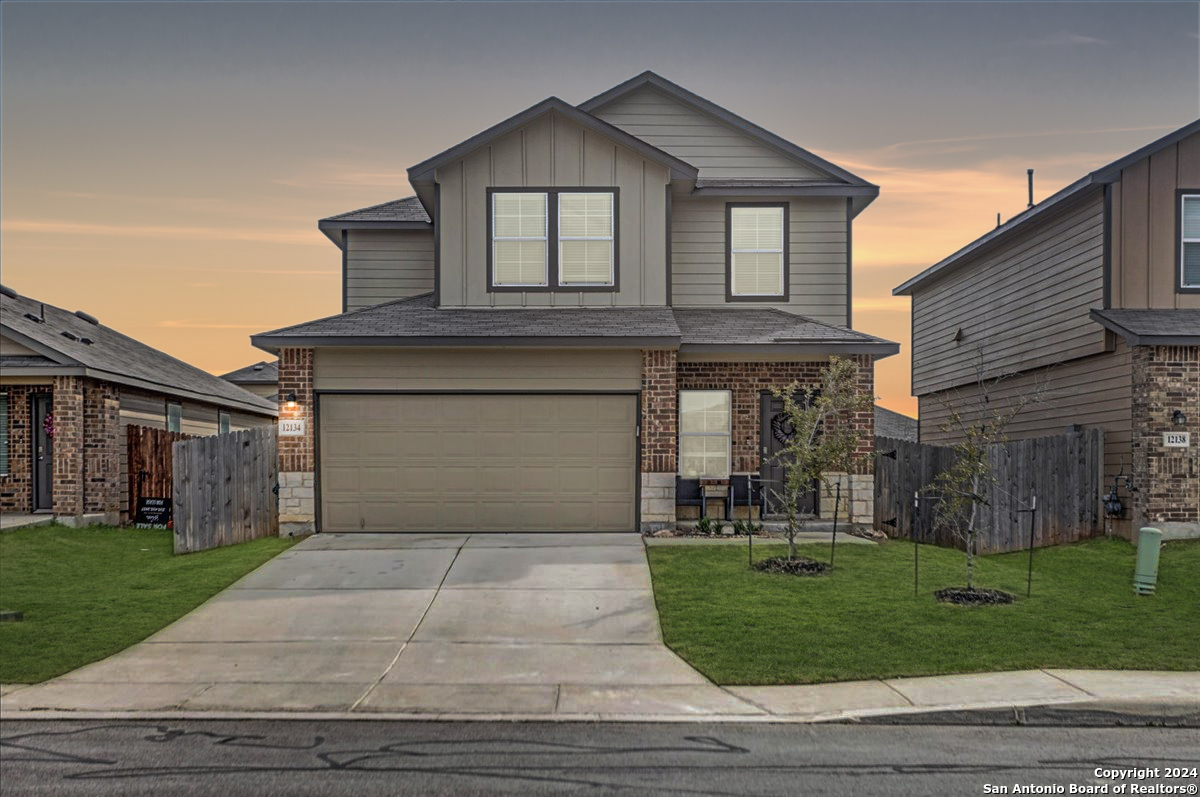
left=558, top=192, right=614, bottom=285
left=489, top=189, right=617, bottom=291
left=492, top=192, right=549, bottom=287
left=678, top=390, right=731, bottom=479
left=1182, top=194, right=1200, bottom=289
left=0, top=394, right=8, bottom=476
left=729, top=205, right=786, bottom=298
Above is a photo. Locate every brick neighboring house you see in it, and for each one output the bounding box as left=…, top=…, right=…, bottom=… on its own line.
left=895, top=120, right=1200, bottom=539
left=251, top=72, right=898, bottom=535
left=1, top=286, right=277, bottom=525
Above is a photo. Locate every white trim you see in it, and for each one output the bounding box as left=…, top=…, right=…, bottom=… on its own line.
left=491, top=192, right=549, bottom=287
left=677, top=389, right=732, bottom=479
left=557, top=192, right=615, bottom=287
left=1181, top=194, right=1200, bottom=289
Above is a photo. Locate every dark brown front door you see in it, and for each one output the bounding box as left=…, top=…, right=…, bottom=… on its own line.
left=759, top=392, right=818, bottom=517
left=32, top=393, right=53, bottom=511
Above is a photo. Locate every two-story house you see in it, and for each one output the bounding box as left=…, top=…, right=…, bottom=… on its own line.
left=252, top=72, right=898, bottom=535
left=895, top=120, right=1200, bottom=539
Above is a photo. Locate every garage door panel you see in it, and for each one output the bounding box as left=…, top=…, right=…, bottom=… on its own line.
left=320, top=394, right=636, bottom=532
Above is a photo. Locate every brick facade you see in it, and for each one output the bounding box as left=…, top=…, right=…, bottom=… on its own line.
left=82, top=380, right=121, bottom=515
left=0, top=384, right=49, bottom=512
left=640, top=349, right=678, bottom=473
left=277, top=347, right=316, bottom=535
left=1131, top=345, right=1200, bottom=534
left=51, top=375, right=84, bottom=517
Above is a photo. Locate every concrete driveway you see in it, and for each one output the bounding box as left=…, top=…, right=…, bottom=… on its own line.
left=2, top=533, right=759, bottom=717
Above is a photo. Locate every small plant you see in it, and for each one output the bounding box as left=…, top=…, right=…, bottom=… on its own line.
left=731, top=519, right=763, bottom=536
left=695, top=516, right=724, bottom=536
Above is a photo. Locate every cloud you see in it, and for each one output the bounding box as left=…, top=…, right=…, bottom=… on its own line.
left=271, top=172, right=413, bottom=190
left=1020, top=32, right=1105, bottom=46
left=2, top=219, right=323, bottom=246
left=158, top=320, right=266, bottom=330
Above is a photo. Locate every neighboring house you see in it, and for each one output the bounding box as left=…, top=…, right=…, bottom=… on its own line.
left=875, top=406, right=918, bottom=442
left=895, top=120, right=1200, bottom=539
left=0, top=286, right=277, bottom=526
left=220, top=360, right=279, bottom=401
left=252, top=72, right=898, bottom=535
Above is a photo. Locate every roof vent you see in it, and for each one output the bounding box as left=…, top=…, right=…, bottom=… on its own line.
left=0, top=285, right=17, bottom=299
left=252, top=363, right=265, bottom=371
left=23, top=313, right=45, bottom=324
left=80, top=337, right=94, bottom=345
left=74, top=310, right=100, bottom=326
left=61, top=331, right=79, bottom=342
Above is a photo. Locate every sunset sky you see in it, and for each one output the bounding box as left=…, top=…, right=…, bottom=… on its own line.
left=2, top=1, right=1196, bottom=416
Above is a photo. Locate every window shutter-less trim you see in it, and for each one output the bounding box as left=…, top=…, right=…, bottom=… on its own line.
left=0, top=394, right=8, bottom=476
left=492, top=192, right=549, bottom=287
left=678, top=390, right=731, bottom=479
left=1182, top=194, right=1200, bottom=289
left=559, top=192, right=614, bottom=286
left=728, top=204, right=787, bottom=300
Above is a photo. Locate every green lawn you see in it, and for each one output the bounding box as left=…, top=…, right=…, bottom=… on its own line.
left=0, top=524, right=296, bottom=684
left=646, top=538, right=1200, bottom=685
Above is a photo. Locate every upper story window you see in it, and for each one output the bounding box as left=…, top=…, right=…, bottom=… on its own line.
left=488, top=188, right=618, bottom=292
left=1180, top=192, right=1200, bottom=292
left=727, top=203, right=788, bottom=301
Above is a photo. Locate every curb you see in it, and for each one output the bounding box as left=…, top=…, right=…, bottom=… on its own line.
left=847, top=701, right=1200, bottom=728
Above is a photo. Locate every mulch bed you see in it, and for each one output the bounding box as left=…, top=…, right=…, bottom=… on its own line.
left=935, top=587, right=1016, bottom=606
left=752, top=556, right=831, bottom=576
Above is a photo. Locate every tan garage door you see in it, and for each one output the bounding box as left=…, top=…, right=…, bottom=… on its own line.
left=319, top=394, right=637, bottom=532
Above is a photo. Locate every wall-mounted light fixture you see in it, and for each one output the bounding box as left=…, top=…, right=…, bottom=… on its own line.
left=285, top=392, right=297, bottom=410
left=1173, top=410, right=1187, bottom=426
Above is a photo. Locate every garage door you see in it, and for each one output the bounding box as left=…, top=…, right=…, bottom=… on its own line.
left=319, top=394, right=637, bottom=532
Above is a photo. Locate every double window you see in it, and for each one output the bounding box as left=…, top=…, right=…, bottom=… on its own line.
left=489, top=189, right=618, bottom=291
left=1180, top=192, right=1200, bottom=292
left=727, top=203, right=788, bottom=300
left=679, top=390, right=731, bottom=479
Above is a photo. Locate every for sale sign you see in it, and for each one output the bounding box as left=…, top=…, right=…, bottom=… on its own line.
left=135, top=497, right=171, bottom=529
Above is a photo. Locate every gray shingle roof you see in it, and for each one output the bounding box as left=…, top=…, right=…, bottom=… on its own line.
left=253, top=294, right=899, bottom=356
left=875, top=406, right=918, bottom=441
left=220, top=360, right=279, bottom=384
left=1090, top=309, right=1200, bottom=345
left=1, top=289, right=276, bottom=415
left=321, top=196, right=431, bottom=223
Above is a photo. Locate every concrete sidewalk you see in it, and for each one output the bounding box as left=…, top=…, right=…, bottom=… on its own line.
left=2, top=532, right=1197, bottom=722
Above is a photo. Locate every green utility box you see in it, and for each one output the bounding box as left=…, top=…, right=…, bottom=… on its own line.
left=1133, top=527, right=1163, bottom=595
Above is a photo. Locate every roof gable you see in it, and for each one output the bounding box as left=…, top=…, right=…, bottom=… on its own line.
left=407, top=97, right=698, bottom=185
left=578, top=72, right=874, bottom=188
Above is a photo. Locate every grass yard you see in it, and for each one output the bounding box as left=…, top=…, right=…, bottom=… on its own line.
left=0, top=524, right=296, bottom=684
left=647, top=537, right=1200, bottom=685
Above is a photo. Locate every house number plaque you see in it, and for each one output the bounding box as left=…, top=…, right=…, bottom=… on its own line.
left=1163, top=432, right=1190, bottom=448
left=280, top=419, right=306, bottom=437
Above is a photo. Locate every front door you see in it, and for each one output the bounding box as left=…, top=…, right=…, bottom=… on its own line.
left=32, top=394, right=53, bottom=511
left=759, top=393, right=818, bottom=517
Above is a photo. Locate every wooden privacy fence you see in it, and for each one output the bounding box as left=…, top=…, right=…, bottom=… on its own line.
left=127, top=425, right=194, bottom=519
left=173, top=425, right=278, bottom=554
left=874, top=429, right=1103, bottom=554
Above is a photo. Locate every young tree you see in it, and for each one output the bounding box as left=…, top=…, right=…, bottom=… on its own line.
left=926, top=352, right=1047, bottom=589
left=770, top=356, right=874, bottom=562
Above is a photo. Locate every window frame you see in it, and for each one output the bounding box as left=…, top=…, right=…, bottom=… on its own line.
left=167, top=402, right=182, bottom=434
left=486, top=187, right=620, bottom=293
left=726, top=201, right=789, bottom=302
left=0, top=393, right=8, bottom=477
left=677, top=389, right=733, bottom=480
left=1178, top=189, right=1200, bottom=293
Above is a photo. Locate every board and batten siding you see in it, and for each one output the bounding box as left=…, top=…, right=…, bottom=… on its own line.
left=911, top=191, right=1107, bottom=396
left=1110, top=130, right=1200, bottom=310
left=435, top=111, right=669, bottom=308
left=919, top=341, right=1133, bottom=535
left=313, top=347, right=642, bottom=392
left=591, top=85, right=824, bottom=181
left=671, top=194, right=848, bottom=324
left=345, top=229, right=435, bottom=312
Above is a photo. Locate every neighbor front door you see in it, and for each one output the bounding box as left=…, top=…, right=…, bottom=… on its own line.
left=759, top=392, right=818, bottom=517
left=32, top=394, right=53, bottom=511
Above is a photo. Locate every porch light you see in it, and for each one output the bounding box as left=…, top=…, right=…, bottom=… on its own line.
left=1173, top=410, right=1187, bottom=426
left=285, top=392, right=297, bottom=410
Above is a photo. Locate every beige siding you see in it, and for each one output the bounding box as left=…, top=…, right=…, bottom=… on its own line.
left=314, top=347, right=641, bottom=391
left=0, top=335, right=39, bottom=356
left=435, top=111, right=670, bottom=308
left=919, top=342, right=1133, bottom=535
left=671, top=194, right=847, bottom=323
left=1111, top=131, right=1200, bottom=310
left=592, top=85, right=825, bottom=180
left=345, top=229, right=434, bottom=311
left=911, top=192, right=1106, bottom=395
left=233, top=383, right=277, bottom=400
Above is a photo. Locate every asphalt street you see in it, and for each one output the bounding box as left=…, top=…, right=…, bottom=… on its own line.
left=2, top=720, right=1198, bottom=796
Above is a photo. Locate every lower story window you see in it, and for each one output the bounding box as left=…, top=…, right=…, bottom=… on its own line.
left=0, top=393, right=8, bottom=476
left=679, top=390, right=731, bottom=479
left=218, top=411, right=231, bottom=434
left=167, top=402, right=182, bottom=433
